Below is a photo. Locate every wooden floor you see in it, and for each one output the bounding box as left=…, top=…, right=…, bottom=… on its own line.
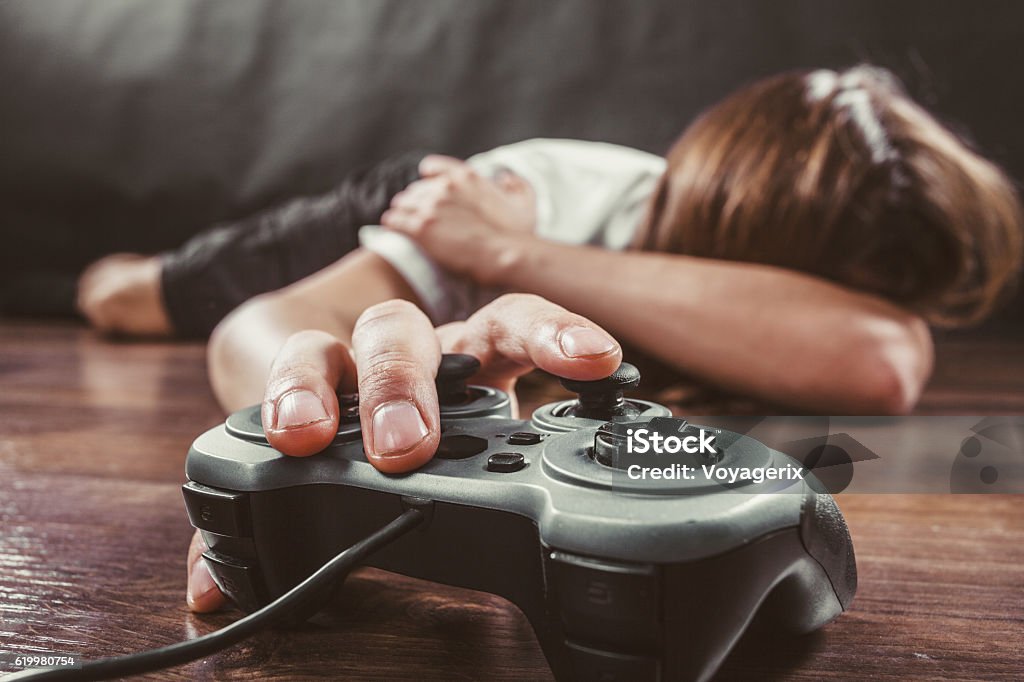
left=1, top=321, right=1022, bottom=680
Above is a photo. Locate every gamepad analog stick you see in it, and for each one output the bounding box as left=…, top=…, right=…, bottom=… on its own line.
left=559, top=362, right=643, bottom=419
left=435, top=353, right=480, bottom=405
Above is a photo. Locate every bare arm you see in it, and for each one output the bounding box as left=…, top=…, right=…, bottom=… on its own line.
left=482, top=238, right=933, bottom=414
left=207, top=248, right=421, bottom=411
left=380, top=156, right=933, bottom=414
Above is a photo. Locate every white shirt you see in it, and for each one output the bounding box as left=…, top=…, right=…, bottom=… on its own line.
left=359, top=138, right=666, bottom=324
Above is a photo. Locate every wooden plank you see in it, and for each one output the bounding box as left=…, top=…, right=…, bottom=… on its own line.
left=1, top=322, right=1021, bottom=680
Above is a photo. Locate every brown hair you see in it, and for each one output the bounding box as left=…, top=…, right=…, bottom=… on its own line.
left=635, top=66, right=1023, bottom=326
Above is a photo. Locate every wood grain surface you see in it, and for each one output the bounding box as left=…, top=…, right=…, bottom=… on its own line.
left=1, top=321, right=1021, bottom=680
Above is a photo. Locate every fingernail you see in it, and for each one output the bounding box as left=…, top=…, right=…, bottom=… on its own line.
left=273, top=390, right=329, bottom=430
left=188, top=559, right=218, bottom=608
left=371, top=400, right=429, bottom=456
left=559, top=326, right=617, bottom=358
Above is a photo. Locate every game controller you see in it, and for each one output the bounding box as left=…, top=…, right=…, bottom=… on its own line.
left=183, top=355, right=857, bottom=682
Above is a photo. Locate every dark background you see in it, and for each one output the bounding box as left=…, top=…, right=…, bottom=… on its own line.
left=1, top=0, right=1022, bottom=323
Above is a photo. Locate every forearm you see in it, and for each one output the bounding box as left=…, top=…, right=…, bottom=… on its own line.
left=164, top=153, right=423, bottom=338
left=486, top=238, right=933, bottom=413
left=162, top=192, right=356, bottom=338
left=208, top=250, right=420, bottom=412
left=207, top=292, right=336, bottom=412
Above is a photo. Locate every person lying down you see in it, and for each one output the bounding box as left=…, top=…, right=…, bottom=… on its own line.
left=77, top=65, right=1022, bottom=415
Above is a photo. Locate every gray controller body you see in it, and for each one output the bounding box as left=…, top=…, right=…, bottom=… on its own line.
left=184, top=379, right=856, bottom=682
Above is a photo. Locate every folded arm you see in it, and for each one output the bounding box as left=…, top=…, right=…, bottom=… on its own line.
left=481, top=239, right=934, bottom=414
left=380, top=157, right=932, bottom=414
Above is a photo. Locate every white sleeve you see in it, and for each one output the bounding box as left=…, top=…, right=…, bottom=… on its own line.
left=467, top=139, right=665, bottom=250
left=357, top=225, right=482, bottom=325
left=360, top=139, right=662, bottom=325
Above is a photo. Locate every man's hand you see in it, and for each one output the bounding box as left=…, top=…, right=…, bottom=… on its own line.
left=77, top=253, right=172, bottom=336
left=186, top=293, right=621, bottom=612
left=380, top=155, right=536, bottom=280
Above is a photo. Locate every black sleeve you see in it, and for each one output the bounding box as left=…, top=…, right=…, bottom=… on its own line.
left=160, top=153, right=423, bottom=338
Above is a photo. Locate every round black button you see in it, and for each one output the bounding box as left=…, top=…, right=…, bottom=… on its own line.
left=507, top=431, right=543, bottom=445
left=487, top=452, right=526, bottom=473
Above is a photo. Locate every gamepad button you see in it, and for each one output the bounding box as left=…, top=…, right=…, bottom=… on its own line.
left=564, top=641, right=661, bottom=681
left=200, top=551, right=264, bottom=613
left=182, top=482, right=251, bottom=537
left=507, top=432, right=543, bottom=445
left=486, top=452, right=526, bottom=472
left=547, top=551, right=660, bottom=649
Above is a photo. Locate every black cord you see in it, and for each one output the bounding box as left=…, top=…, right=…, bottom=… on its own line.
left=5, top=507, right=426, bottom=682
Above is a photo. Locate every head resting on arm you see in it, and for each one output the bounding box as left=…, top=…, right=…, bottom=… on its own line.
left=636, top=65, right=1023, bottom=326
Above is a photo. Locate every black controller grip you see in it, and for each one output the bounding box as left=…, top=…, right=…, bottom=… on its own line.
left=186, top=484, right=854, bottom=682
left=799, top=490, right=858, bottom=610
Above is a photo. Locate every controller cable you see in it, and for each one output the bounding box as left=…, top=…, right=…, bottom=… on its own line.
left=5, top=506, right=429, bottom=681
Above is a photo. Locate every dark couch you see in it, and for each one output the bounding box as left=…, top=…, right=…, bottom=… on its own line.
left=2, top=0, right=1021, bottom=323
